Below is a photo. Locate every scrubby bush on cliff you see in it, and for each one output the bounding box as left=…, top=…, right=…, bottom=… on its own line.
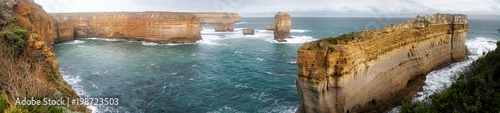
left=401, top=41, right=500, bottom=113
left=0, top=16, right=85, bottom=113
left=420, top=19, right=431, bottom=27
left=323, top=32, right=364, bottom=45
left=0, top=29, right=28, bottom=55
left=0, top=95, right=8, bottom=111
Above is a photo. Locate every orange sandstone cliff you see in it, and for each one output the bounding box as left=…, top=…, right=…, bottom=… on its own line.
left=51, top=12, right=203, bottom=44
left=272, top=12, right=291, bottom=42
left=215, top=23, right=234, bottom=32
left=193, top=13, right=241, bottom=24
left=296, top=14, right=468, bottom=112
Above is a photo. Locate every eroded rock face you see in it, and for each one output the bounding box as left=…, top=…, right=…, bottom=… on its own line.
left=296, top=14, right=469, bottom=113
left=51, top=12, right=203, bottom=44
left=272, top=12, right=291, bottom=42
left=215, top=23, right=234, bottom=32
left=265, top=24, right=275, bottom=30
left=243, top=28, right=254, bottom=35
left=193, top=13, right=241, bottom=24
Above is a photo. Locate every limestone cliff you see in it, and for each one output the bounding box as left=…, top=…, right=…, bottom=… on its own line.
left=272, top=12, right=291, bottom=42
left=265, top=24, right=275, bottom=30
left=215, top=23, right=234, bottom=32
left=296, top=14, right=468, bottom=112
left=51, top=12, right=203, bottom=44
left=1, top=0, right=87, bottom=112
left=193, top=13, right=241, bottom=24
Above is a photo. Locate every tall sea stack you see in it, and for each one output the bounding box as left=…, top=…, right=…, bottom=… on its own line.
left=272, top=12, right=291, bottom=42
left=296, top=14, right=469, bottom=112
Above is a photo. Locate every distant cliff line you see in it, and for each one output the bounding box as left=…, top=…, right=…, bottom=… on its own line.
left=50, top=12, right=241, bottom=44
left=296, top=13, right=468, bottom=112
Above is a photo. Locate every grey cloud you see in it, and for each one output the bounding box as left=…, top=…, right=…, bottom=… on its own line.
left=34, top=0, right=500, bottom=18
left=367, top=6, right=381, bottom=13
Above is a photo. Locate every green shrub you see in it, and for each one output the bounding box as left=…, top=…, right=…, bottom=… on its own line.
left=0, top=29, right=28, bottom=54
left=328, top=47, right=335, bottom=53
left=0, top=95, right=8, bottom=112
left=421, top=19, right=431, bottom=27
left=4, top=105, right=28, bottom=113
left=323, top=32, right=364, bottom=45
left=324, top=37, right=339, bottom=45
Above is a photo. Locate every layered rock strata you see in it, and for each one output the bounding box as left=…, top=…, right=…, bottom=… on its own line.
left=215, top=23, right=234, bottom=32
left=272, top=12, right=291, bottom=42
left=51, top=12, right=203, bottom=44
left=243, top=28, right=254, bottom=35
left=265, top=24, right=275, bottom=30
left=193, top=13, right=241, bottom=24
left=296, top=14, right=469, bottom=113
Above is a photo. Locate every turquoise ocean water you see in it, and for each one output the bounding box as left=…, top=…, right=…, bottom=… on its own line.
left=53, top=17, right=500, bottom=112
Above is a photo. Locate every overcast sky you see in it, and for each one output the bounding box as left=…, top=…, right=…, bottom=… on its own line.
left=34, top=0, right=500, bottom=18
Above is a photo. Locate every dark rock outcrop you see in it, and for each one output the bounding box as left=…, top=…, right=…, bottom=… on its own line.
left=272, top=12, right=291, bottom=42
left=296, top=14, right=469, bottom=113
left=215, top=23, right=234, bottom=32
left=243, top=28, right=254, bottom=35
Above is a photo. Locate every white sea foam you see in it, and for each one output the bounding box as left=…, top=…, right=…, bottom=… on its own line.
left=234, top=28, right=245, bottom=31
left=250, top=92, right=273, bottom=102
left=60, top=70, right=98, bottom=113
left=234, top=50, right=244, bottom=54
left=140, top=41, right=193, bottom=46
left=235, top=84, right=249, bottom=88
left=234, top=22, right=247, bottom=25
left=259, top=104, right=297, bottom=113
left=197, top=35, right=227, bottom=45
left=389, top=37, right=498, bottom=112
left=86, top=37, right=127, bottom=42
left=414, top=37, right=497, bottom=101
left=267, top=35, right=317, bottom=44
left=255, top=29, right=273, bottom=33
left=290, top=29, right=310, bottom=33
left=59, top=40, right=85, bottom=44
left=242, top=33, right=273, bottom=38
left=207, top=106, right=241, bottom=113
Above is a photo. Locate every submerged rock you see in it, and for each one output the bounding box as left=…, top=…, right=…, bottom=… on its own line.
left=296, top=13, right=469, bottom=113
left=243, top=28, right=254, bottom=35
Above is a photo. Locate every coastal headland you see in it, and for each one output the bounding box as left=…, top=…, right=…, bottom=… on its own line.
left=296, top=14, right=469, bottom=112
